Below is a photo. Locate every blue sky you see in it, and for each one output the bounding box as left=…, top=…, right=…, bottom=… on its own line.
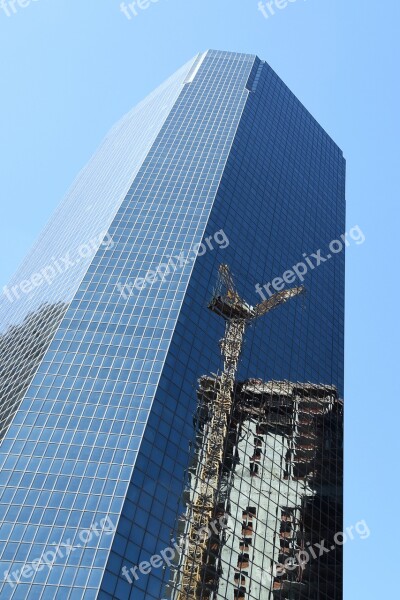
left=1, top=0, right=398, bottom=596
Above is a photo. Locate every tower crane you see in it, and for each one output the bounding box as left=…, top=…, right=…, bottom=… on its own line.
left=177, top=264, right=304, bottom=599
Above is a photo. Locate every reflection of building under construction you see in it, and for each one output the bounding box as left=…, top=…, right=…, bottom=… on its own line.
left=171, top=266, right=343, bottom=600
left=199, top=378, right=342, bottom=600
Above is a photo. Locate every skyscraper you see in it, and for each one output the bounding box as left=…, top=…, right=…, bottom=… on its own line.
left=0, top=50, right=345, bottom=600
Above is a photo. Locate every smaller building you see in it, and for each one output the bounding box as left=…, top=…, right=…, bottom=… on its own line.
left=173, top=379, right=343, bottom=600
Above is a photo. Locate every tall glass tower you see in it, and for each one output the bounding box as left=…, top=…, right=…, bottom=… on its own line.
left=0, top=50, right=345, bottom=600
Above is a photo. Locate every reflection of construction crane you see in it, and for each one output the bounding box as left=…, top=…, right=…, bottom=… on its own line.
left=178, top=265, right=304, bottom=599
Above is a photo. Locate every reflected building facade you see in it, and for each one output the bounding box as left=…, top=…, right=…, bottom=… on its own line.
left=0, top=50, right=345, bottom=600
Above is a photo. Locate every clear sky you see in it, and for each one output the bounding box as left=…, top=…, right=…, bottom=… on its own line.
left=1, top=0, right=398, bottom=596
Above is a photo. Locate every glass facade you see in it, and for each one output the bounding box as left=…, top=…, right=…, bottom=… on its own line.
left=0, top=50, right=345, bottom=600
left=0, top=53, right=198, bottom=443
